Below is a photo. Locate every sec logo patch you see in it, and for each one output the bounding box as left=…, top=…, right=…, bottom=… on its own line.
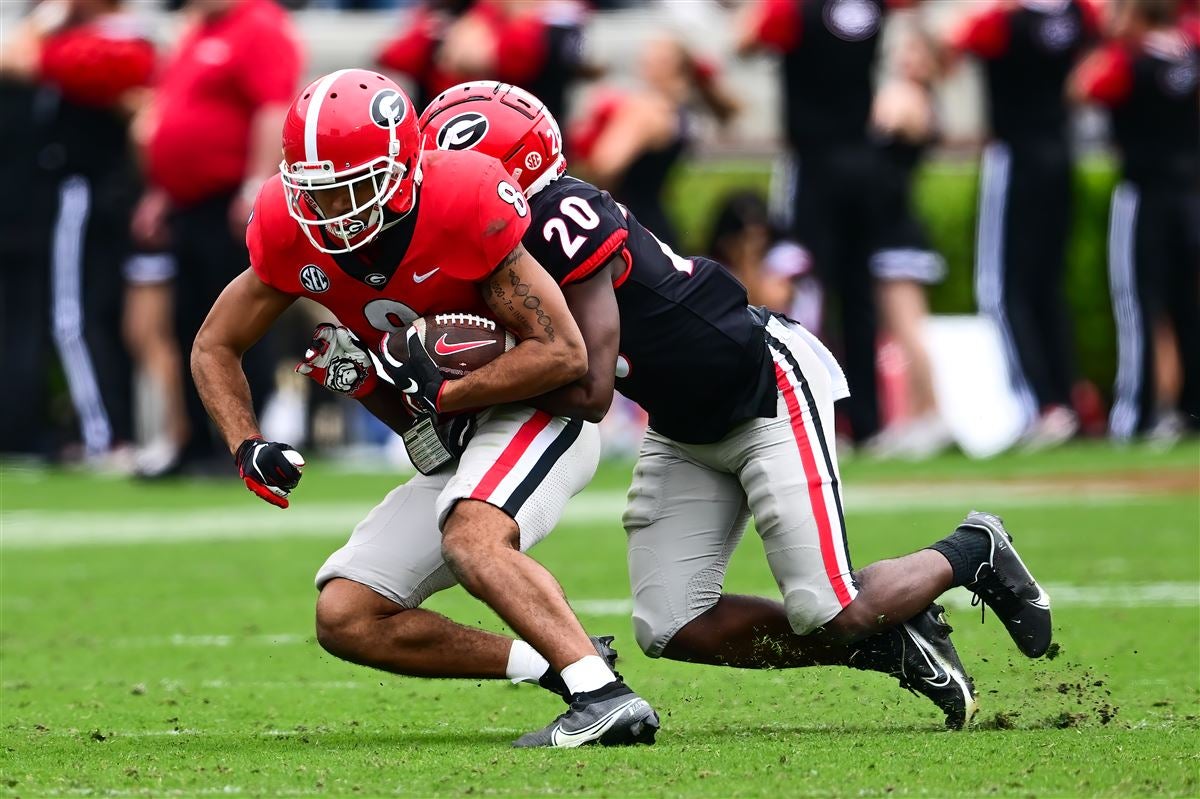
left=299, top=264, right=329, bottom=293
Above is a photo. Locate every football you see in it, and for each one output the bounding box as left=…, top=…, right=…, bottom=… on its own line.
left=389, top=312, right=516, bottom=379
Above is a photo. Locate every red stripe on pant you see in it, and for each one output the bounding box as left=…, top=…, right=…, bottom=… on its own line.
left=470, top=410, right=554, bottom=502
left=773, top=363, right=854, bottom=607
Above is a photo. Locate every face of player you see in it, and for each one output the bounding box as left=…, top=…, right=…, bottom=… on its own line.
left=307, top=177, right=379, bottom=226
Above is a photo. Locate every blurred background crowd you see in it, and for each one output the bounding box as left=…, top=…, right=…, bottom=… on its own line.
left=0, top=0, right=1196, bottom=477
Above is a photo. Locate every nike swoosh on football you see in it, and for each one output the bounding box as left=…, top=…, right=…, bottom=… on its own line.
left=434, top=334, right=497, bottom=356
left=412, top=268, right=439, bottom=283
left=550, top=698, right=644, bottom=748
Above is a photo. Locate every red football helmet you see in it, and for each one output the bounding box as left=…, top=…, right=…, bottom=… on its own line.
left=418, top=81, right=566, bottom=197
left=280, top=69, right=421, bottom=253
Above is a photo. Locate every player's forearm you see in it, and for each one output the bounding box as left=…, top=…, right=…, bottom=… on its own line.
left=191, top=338, right=261, bottom=455
left=438, top=340, right=587, bottom=413
left=357, top=382, right=416, bottom=435
left=526, top=383, right=609, bottom=424
left=527, top=364, right=614, bottom=423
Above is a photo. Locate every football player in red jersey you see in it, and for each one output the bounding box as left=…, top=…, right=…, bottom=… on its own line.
left=191, top=69, right=659, bottom=748
left=415, top=81, right=1062, bottom=731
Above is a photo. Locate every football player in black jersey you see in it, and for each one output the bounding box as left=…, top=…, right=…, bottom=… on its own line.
left=409, top=82, right=1055, bottom=730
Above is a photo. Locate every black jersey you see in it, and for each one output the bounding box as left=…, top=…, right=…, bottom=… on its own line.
left=780, top=0, right=887, bottom=150
left=981, top=1, right=1096, bottom=144
left=611, top=110, right=689, bottom=249
left=1113, top=32, right=1200, bottom=187
left=524, top=176, right=777, bottom=444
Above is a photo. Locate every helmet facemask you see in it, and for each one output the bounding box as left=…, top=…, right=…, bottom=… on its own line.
left=280, top=120, right=414, bottom=254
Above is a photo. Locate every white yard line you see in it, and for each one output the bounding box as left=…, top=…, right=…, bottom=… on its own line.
left=0, top=485, right=1182, bottom=550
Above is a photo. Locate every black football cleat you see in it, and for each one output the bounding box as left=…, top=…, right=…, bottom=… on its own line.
left=898, top=604, right=979, bottom=730
left=538, top=636, right=622, bottom=701
left=959, top=511, right=1053, bottom=658
left=513, top=680, right=659, bottom=748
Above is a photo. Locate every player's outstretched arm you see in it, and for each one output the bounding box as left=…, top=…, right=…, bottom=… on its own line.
left=438, top=244, right=589, bottom=413
left=192, top=268, right=295, bottom=453
left=525, top=258, right=621, bottom=423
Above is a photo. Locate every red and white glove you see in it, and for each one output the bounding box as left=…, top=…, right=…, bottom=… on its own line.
left=296, top=323, right=378, bottom=398
left=235, top=437, right=305, bottom=508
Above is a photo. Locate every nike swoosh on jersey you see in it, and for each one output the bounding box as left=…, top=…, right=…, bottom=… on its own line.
left=549, top=698, right=645, bottom=748
left=412, top=268, right=439, bottom=283
left=433, top=334, right=497, bottom=356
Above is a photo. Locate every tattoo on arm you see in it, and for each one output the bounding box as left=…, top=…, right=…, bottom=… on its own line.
left=499, top=246, right=523, bottom=270
left=489, top=246, right=557, bottom=343
left=506, top=267, right=556, bottom=342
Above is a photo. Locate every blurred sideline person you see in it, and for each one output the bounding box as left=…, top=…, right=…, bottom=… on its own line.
left=377, top=0, right=592, bottom=125
left=865, top=27, right=953, bottom=460
left=193, top=70, right=659, bottom=748
left=949, top=0, right=1102, bottom=450
left=705, top=190, right=824, bottom=335
left=569, top=37, right=739, bottom=250
left=1071, top=0, right=1200, bottom=442
left=0, top=7, right=60, bottom=457
left=135, top=0, right=302, bottom=474
left=738, top=0, right=911, bottom=446
left=421, top=81, right=1062, bottom=732
left=706, top=191, right=795, bottom=313
left=127, top=67, right=188, bottom=476
left=0, top=0, right=154, bottom=468
left=122, top=247, right=189, bottom=474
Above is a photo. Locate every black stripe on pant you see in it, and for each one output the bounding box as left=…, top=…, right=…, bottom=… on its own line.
left=500, top=418, right=584, bottom=518
left=764, top=329, right=853, bottom=574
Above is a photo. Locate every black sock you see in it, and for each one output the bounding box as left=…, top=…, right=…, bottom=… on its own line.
left=927, top=527, right=991, bottom=588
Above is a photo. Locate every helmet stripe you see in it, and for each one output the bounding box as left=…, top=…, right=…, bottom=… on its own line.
left=304, top=69, right=352, bottom=163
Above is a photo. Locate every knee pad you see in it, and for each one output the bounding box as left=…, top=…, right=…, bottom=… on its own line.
left=783, top=587, right=831, bottom=636
left=631, top=594, right=719, bottom=658
left=632, top=611, right=666, bottom=658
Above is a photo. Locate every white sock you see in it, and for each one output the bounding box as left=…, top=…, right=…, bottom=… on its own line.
left=505, top=640, right=550, bottom=685
left=559, top=655, right=616, bottom=695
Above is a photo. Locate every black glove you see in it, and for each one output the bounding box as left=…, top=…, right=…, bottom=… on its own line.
left=379, top=326, right=446, bottom=418
left=235, top=437, right=305, bottom=508
left=401, top=412, right=477, bottom=475
left=440, top=413, right=477, bottom=459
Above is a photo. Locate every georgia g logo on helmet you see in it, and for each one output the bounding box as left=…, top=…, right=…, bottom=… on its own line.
left=370, top=89, right=406, bottom=129
left=436, top=112, right=490, bottom=151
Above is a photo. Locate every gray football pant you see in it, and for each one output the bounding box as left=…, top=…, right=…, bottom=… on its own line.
left=624, top=316, right=857, bottom=656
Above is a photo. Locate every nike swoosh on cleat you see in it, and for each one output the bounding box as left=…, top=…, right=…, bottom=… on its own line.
left=550, top=698, right=645, bottom=748
left=412, top=268, right=439, bottom=283
left=433, top=334, right=497, bottom=357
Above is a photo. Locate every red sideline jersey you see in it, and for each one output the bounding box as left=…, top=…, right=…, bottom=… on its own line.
left=248, top=149, right=529, bottom=350
left=39, top=13, right=155, bottom=107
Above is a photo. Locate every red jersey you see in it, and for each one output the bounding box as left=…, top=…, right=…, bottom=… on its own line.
left=39, top=13, right=155, bottom=108
left=248, top=149, right=529, bottom=350
left=147, top=0, right=302, bottom=206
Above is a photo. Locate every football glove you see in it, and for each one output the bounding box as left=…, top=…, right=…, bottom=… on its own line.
left=295, top=323, right=377, bottom=398
left=401, top=412, right=477, bottom=475
left=235, top=436, right=305, bottom=508
left=378, top=325, right=447, bottom=418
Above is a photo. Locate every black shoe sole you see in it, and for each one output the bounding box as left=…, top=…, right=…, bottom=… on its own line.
left=599, top=711, right=660, bottom=747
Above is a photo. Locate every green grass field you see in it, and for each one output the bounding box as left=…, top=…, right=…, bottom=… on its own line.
left=3, top=442, right=1198, bottom=797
